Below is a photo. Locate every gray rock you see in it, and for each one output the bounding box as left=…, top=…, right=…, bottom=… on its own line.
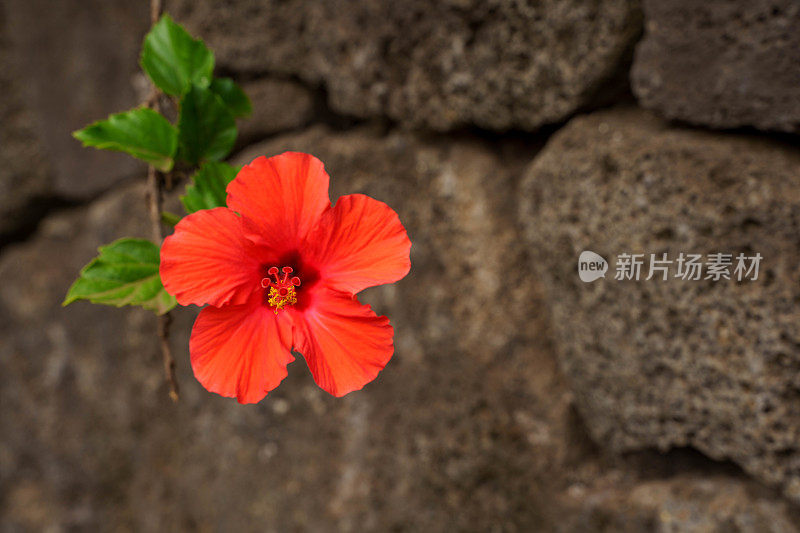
left=631, top=0, right=800, bottom=133
left=5, top=120, right=798, bottom=530
left=520, top=107, right=800, bottom=501
left=237, top=78, right=316, bottom=143
left=168, top=0, right=642, bottom=131
left=0, top=6, right=52, bottom=239
left=560, top=475, right=800, bottom=532
left=2, top=0, right=147, bottom=199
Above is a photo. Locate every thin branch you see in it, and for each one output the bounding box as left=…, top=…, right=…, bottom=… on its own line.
left=159, top=314, right=179, bottom=402
left=150, top=0, right=162, bottom=25
left=145, top=0, right=179, bottom=402
left=145, top=167, right=163, bottom=242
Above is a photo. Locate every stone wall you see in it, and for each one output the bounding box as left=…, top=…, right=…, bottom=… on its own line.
left=1, top=0, right=799, bottom=531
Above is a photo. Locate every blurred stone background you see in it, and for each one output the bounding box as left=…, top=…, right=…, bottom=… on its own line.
left=1, top=0, right=799, bottom=531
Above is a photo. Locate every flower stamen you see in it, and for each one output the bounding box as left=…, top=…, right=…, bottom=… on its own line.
left=261, top=266, right=301, bottom=313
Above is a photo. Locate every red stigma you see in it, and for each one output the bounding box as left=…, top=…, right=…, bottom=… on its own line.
left=261, top=266, right=301, bottom=312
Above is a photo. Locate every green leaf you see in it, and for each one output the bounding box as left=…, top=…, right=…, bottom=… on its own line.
left=63, top=238, right=176, bottom=315
left=181, top=161, right=240, bottom=213
left=210, top=77, right=252, bottom=118
left=140, top=14, right=215, bottom=96
left=73, top=109, right=178, bottom=171
left=177, top=84, right=237, bottom=164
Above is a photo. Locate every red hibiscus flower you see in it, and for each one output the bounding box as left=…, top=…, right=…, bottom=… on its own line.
left=160, top=152, right=411, bottom=403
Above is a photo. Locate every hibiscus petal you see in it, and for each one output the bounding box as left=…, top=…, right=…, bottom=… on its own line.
left=304, top=194, right=411, bottom=294
left=160, top=207, right=262, bottom=307
left=226, top=152, right=331, bottom=250
left=292, top=289, right=394, bottom=397
left=191, top=300, right=294, bottom=404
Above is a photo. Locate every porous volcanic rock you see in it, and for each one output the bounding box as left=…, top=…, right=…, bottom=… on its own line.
left=0, top=5, right=51, bottom=239
left=520, top=107, right=800, bottom=501
left=631, top=0, right=800, bottom=132
left=560, top=475, right=800, bottom=532
left=4, top=120, right=799, bottom=530
left=2, top=0, right=148, bottom=198
left=168, top=0, right=642, bottom=131
left=237, top=78, right=316, bottom=143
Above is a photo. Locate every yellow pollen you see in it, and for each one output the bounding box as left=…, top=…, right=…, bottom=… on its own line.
left=268, top=285, right=297, bottom=314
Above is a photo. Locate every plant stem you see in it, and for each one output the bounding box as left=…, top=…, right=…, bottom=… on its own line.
left=150, top=0, right=162, bottom=25
left=145, top=0, right=179, bottom=402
